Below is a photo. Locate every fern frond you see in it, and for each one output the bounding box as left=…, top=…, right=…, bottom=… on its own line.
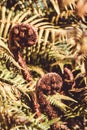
left=0, top=39, right=22, bottom=69
left=50, top=0, right=60, bottom=15
left=59, top=0, right=77, bottom=10
left=4, top=7, right=14, bottom=38
left=76, top=0, right=87, bottom=23
left=0, top=1, right=87, bottom=130
left=0, top=6, right=6, bottom=37
left=46, top=93, right=77, bottom=111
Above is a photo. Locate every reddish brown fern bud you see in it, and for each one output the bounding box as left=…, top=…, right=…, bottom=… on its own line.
left=36, top=72, right=63, bottom=95
left=9, top=23, right=38, bottom=53
left=8, top=24, right=38, bottom=82
left=35, top=73, right=63, bottom=130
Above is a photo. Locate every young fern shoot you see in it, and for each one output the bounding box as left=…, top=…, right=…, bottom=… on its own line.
left=9, top=23, right=38, bottom=81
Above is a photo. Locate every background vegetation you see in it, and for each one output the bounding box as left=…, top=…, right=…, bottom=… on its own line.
left=0, top=0, right=87, bottom=130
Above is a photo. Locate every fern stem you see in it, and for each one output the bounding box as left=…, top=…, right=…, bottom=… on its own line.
left=4, top=8, right=14, bottom=38
left=12, top=11, right=23, bottom=26
left=0, top=6, right=6, bottom=37
left=17, top=51, right=32, bottom=82
left=18, top=9, right=31, bottom=23
left=23, top=14, right=40, bottom=24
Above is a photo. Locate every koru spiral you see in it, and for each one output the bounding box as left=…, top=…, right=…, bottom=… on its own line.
left=33, top=65, right=75, bottom=130
left=36, top=72, right=63, bottom=130
left=9, top=23, right=38, bottom=81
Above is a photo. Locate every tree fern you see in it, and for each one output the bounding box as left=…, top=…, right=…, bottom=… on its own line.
left=0, top=0, right=87, bottom=130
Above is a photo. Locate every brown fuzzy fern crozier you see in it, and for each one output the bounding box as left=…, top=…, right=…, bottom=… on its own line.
left=64, top=67, right=75, bottom=89
left=9, top=23, right=38, bottom=49
left=9, top=23, right=38, bottom=81
left=33, top=65, right=77, bottom=130
left=36, top=72, right=63, bottom=130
